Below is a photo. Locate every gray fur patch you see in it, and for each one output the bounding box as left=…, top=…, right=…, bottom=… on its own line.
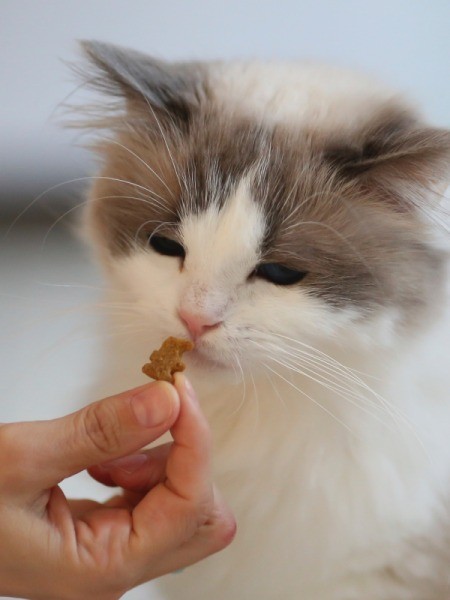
left=80, top=40, right=207, bottom=125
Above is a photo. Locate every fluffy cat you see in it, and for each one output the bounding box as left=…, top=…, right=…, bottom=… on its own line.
left=78, top=41, right=450, bottom=599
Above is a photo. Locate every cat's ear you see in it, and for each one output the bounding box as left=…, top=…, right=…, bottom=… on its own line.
left=327, top=107, right=450, bottom=209
left=79, top=40, right=205, bottom=126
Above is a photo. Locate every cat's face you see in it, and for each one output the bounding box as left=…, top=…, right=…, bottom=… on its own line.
left=98, top=173, right=356, bottom=373
left=81, top=42, right=449, bottom=374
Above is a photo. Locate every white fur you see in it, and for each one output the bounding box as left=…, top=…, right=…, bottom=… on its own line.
left=91, top=172, right=450, bottom=599
left=208, top=61, right=413, bottom=133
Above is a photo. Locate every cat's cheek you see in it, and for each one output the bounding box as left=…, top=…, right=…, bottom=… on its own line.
left=237, top=284, right=401, bottom=358
left=109, top=251, right=185, bottom=325
left=297, top=303, right=403, bottom=351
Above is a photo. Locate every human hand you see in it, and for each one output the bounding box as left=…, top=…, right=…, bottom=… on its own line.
left=0, top=375, right=235, bottom=600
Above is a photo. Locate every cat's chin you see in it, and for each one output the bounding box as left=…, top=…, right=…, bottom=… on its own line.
left=188, top=345, right=230, bottom=371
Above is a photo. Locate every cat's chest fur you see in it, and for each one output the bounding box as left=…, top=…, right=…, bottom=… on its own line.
left=157, top=356, right=449, bottom=600
left=96, top=326, right=450, bottom=599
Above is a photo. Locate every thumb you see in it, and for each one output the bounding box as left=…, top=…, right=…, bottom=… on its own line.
left=0, top=382, right=179, bottom=492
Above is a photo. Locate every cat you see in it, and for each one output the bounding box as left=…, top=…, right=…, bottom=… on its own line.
left=78, top=41, right=450, bottom=599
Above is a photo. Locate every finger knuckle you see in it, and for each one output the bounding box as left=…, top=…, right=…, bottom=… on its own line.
left=81, top=401, right=122, bottom=456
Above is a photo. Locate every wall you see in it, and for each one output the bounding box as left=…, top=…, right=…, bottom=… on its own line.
left=1, top=0, right=449, bottom=211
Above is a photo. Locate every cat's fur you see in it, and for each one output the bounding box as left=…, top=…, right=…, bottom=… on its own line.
left=79, top=41, right=450, bottom=599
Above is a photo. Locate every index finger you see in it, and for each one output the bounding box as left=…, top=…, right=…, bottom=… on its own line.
left=131, top=374, right=213, bottom=549
left=165, top=373, right=212, bottom=502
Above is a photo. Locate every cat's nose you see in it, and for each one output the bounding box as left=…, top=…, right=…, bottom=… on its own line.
left=178, top=308, right=222, bottom=340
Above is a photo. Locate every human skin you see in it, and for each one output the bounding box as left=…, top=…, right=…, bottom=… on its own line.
left=0, top=374, right=236, bottom=600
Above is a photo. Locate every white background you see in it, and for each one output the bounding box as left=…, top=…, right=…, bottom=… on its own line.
left=0, top=1, right=449, bottom=599
left=1, top=0, right=449, bottom=206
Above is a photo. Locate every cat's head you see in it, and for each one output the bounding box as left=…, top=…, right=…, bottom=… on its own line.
left=79, top=41, right=450, bottom=375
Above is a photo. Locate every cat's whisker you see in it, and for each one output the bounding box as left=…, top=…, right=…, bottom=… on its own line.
left=267, top=343, right=380, bottom=403
left=283, top=351, right=431, bottom=463
left=251, top=338, right=383, bottom=415
left=250, top=333, right=431, bottom=461
left=280, top=346, right=396, bottom=420
left=255, top=337, right=398, bottom=438
left=281, top=353, right=393, bottom=425
left=274, top=338, right=421, bottom=441
left=39, top=199, right=91, bottom=249
left=228, top=352, right=248, bottom=420
left=105, top=190, right=172, bottom=212
left=228, top=349, right=240, bottom=382
left=251, top=324, right=401, bottom=406
left=104, top=191, right=173, bottom=214
left=229, top=340, right=246, bottom=389
left=141, top=95, right=187, bottom=197
left=36, top=281, right=112, bottom=293
left=0, top=291, right=136, bottom=313
left=58, top=323, right=147, bottom=347
left=104, top=138, right=174, bottom=200
left=266, top=351, right=399, bottom=433
left=277, top=164, right=325, bottom=225
left=135, top=219, right=178, bottom=246
left=248, top=366, right=261, bottom=435
left=250, top=328, right=375, bottom=379
left=3, top=175, right=170, bottom=238
left=42, top=192, right=174, bottom=250
left=267, top=328, right=418, bottom=415
left=13, top=322, right=147, bottom=382
left=0, top=301, right=141, bottom=342
left=262, top=361, right=358, bottom=437
left=263, top=365, right=288, bottom=413
left=133, top=219, right=161, bottom=246
left=267, top=340, right=383, bottom=401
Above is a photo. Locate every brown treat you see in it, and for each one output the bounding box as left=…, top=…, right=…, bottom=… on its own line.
left=142, top=336, right=194, bottom=383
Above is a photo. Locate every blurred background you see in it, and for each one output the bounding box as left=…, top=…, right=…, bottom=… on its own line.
left=1, top=1, right=449, bottom=598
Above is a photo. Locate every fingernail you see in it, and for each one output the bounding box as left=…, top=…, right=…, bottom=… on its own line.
left=131, top=384, right=178, bottom=427
left=103, top=453, right=147, bottom=474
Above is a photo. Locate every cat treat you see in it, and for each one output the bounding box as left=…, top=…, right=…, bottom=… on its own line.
left=142, top=336, right=194, bottom=383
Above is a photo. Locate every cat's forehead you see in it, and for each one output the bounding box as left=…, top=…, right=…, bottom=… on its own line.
left=181, top=176, right=265, bottom=278
left=208, top=62, right=399, bottom=133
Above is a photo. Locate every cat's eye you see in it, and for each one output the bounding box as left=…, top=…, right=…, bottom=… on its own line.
left=149, top=235, right=185, bottom=258
left=254, top=263, right=308, bottom=286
